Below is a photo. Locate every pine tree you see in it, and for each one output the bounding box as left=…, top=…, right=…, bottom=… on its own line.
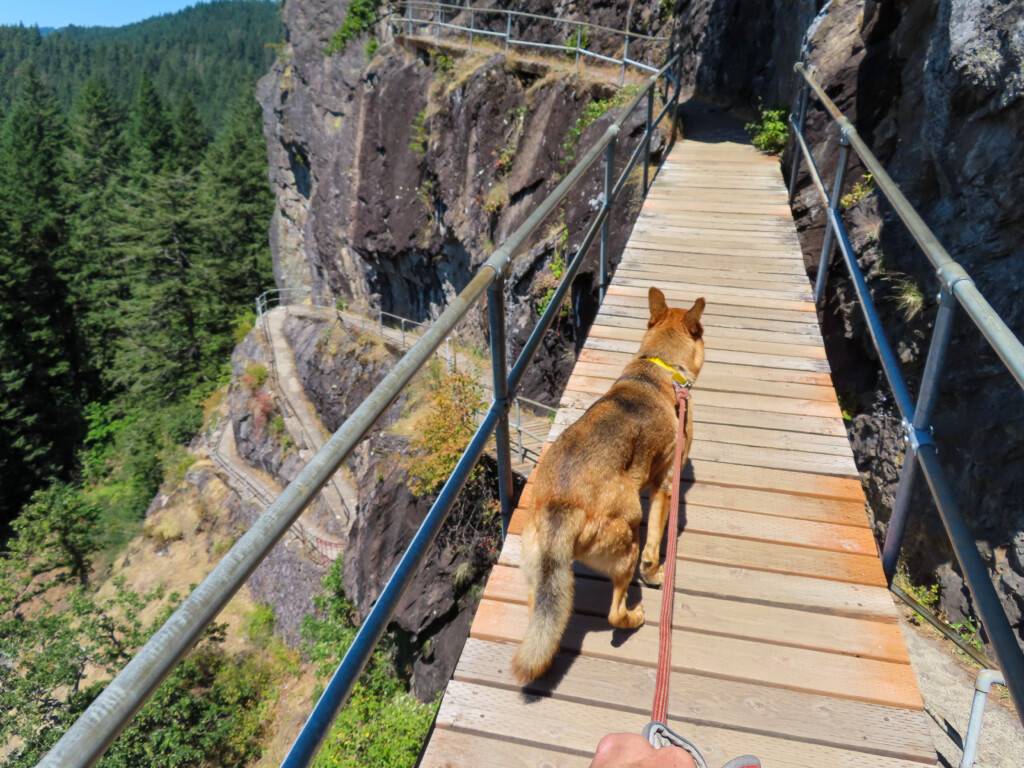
left=110, top=167, right=208, bottom=404
left=63, top=77, right=129, bottom=384
left=129, top=72, right=173, bottom=172
left=172, top=93, right=207, bottom=169
left=199, top=91, right=274, bottom=331
left=0, top=65, right=82, bottom=518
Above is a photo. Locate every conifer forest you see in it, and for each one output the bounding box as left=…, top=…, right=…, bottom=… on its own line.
left=0, top=2, right=297, bottom=764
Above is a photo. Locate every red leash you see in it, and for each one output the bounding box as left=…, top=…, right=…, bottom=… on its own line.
left=651, top=385, right=690, bottom=723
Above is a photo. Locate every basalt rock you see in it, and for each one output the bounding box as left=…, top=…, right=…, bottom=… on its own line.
left=257, top=0, right=669, bottom=403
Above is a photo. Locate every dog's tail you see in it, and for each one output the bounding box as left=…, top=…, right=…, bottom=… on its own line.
left=512, top=522, right=574, bottom=685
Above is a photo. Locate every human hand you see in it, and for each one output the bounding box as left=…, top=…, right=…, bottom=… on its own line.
left=589, top=733, right=698, bottom=768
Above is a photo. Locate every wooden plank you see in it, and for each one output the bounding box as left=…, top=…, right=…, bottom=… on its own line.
left=614, top=261, right=812, bottom=292
left=468, top=602, right=921, bottom=709
left=499, top=536, right=897, bottom=621
left=613, top=273, right=812, bottom=304
left=639, top=198, right=793, bottom=217
left=557, top=386, right=843, bottom=421
left=590, top=312, right=824, bottom=347
left=680, top=482, right=870, bottom=527
left=619, top=246, right=808, bottom=274
left=420, top=728, right=592, bottom=768
left=551, top=404, right=848, bottom=441
left=587, top=322, right=827, bottom=360
left=480, top=567, right=906, bottom=663
left=576, top=351, right=834, bottom=385
left=437, top=680, right=933, bottom=768
left=688, top=440, right=859, bottom=478
left=681, top=505, right=877, bottom=554
left=607, top=278, right=814, bottom=307
left=454, top=640, right=933, bottom=761
left=583, top=336, right=833, bottom=374
left=677, top=532, right=885, bottom=586
left=622, top=237, right=804, bottom=260
left=599, top=293, right=822, bottom=328
left=566, top=369, right=839, bottom=403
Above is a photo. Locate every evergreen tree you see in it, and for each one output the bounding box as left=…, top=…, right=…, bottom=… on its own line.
left=0, top=66, right=82, bottom=518
left=172, top=94, right=207, bottom=169
left=129, top=72, right=173, bottom=172
left=110, top=167, right=207, bottom=404
left=63, top=77, right=129, bottom=383
left=200, top=91, right=274, bottom=328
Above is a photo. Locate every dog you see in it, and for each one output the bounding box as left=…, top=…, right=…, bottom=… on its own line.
left=512, top=286, right=705, bottom=685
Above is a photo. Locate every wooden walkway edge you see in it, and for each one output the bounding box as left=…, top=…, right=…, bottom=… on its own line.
left=419, top=113, right=936, bottom=767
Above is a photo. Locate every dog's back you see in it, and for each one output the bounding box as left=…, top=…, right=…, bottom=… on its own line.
left=512, top=288, right=705, bottom=684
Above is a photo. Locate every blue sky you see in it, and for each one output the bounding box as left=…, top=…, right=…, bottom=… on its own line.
left=0, top=1, right=203, bottom=29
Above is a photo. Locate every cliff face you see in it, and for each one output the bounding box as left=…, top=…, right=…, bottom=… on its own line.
left=257, top=0, right=669, bottom=402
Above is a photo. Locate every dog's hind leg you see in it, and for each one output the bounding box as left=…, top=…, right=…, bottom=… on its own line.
left=580, top=517, right=645, bottom=630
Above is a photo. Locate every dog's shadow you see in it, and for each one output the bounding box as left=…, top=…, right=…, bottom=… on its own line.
left=520, top=459, right=695, bottom=702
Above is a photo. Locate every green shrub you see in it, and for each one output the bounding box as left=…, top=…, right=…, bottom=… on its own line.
left=563, top=85, right=641, bottom=165
left=303, top=561, right=438, bottom=768
left=841, top=173, right=875, bottom=209
left=409, top=110, right=428, bottom=159
left=325, top=0, right=380, bottom=55
left=365, top=36, right=379, bottom=58
left=744, top=102, right=790, bottom=155
left=242, top=362, right=269, bottom=391
left=566, top=27, right=590, bottom=54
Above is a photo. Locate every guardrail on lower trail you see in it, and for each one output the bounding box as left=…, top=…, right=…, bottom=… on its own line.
left=392, top=0, right=668, bottom=85
left=790, top=62, right=1024, bottom=726
left=256, top=288, right=557, bottom=468
left=39, top=30, right=682, bottom=766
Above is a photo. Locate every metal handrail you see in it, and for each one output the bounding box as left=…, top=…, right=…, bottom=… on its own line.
left=395, top=0, right=667, bottom=82
left=38, top=33, right=681, bottom=765
left=790, top=62, right=1024, bottom=724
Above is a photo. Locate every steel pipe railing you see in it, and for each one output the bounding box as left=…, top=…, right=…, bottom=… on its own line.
left=790, top=62, right=1024, bottom=725
left=39, top=42, right=681, bottom=768
left=394, top=0, right=668, bottom=79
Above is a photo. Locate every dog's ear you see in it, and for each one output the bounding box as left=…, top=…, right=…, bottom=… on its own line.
left=648, top=286, right=668, bottom=328
left=685, top=297, right=705, bottom=337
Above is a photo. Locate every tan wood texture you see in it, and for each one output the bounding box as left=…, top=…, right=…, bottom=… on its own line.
left=420, top=128, right=934, bottom=767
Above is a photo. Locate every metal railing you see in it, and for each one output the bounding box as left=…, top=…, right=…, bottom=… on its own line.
left=38, top=32, right=681, bottom=765
left=256, top=289, right=556, bottom=468
left=394, top=0, right=669, bottom=84
left=789, top=62, right=1024, bottom=724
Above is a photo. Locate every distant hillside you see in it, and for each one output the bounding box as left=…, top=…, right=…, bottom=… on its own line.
left=0, top=0, right=281, bottom=129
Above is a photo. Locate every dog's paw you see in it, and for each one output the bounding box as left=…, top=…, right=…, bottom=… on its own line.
left=626, top=603, right=645, bottom=629
left=640, top=561, right=664, bottom=587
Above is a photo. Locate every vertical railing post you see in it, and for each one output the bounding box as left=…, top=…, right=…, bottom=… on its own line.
left=505, top=13, right=511, bottom=54
left=621, top=33, right=629, bottom=86
left=882, top=287, right=958, bottom=579
left=406, top=0, right=413, bottom=36
left=435, top=6, right=441, bottom=42
left=813, top=130, right=850, bottom=305
left=401, top=318, right=406, bottom=348
left=599, top=131, right=617, bottom=302
left=515, top=398, right=524, bottom=462
left=643, top=87, right=654, bottom=195
left=575, top=22, right=581, bottom=70
left=488, top=268, right=515, bottom=536
left=467, top=1, right=474, bottom=51
left=788, top=81, right=809, bottom=201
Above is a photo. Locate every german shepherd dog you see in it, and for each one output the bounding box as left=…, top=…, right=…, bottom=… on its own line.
left=512, top=287, right=705, bottom=684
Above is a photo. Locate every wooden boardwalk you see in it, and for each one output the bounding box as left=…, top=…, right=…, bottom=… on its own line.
left=419, top=114, right=935, bottom=767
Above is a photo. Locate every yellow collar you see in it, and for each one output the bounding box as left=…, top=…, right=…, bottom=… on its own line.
left=644, top=356, right=693, bottom=389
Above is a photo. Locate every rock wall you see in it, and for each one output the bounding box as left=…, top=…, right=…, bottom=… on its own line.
left=258, top=0, right=670, bottom=402
left=787, top=0, right=1024, bottom=639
